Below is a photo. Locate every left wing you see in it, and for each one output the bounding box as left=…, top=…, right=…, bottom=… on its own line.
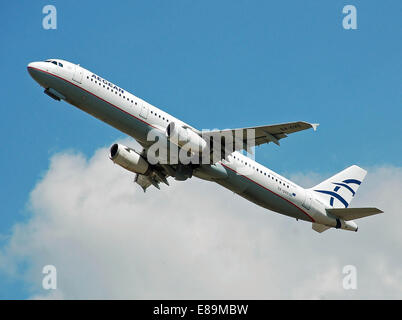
left=132, top=121, right=319, bottom=190
left=129, top=146, right=171, bottom=192
left=134, top=168, right=170, bottom=192
left=134, top=173, right=153, bottom=192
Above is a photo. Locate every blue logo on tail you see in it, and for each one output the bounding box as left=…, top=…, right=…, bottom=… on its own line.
left=314, top=179, right=361, bottom=208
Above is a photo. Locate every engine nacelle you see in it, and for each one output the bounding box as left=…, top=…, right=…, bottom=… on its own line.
left=174, top=164, right=193, bottom=181
left=109, top=143, right=150, bottom=175
left=166, top=122, right=207, bottom=153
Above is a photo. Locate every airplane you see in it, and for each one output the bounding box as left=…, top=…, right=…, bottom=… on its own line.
left=27, top=58, right=383, bottom=233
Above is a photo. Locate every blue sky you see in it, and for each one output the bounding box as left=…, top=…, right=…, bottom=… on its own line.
left=0, top=1, right=401, bottom=299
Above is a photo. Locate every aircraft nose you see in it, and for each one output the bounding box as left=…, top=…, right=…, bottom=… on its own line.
left=27, top=61, right=39, bottom=70
left=27, top=62, right=41, bottom=80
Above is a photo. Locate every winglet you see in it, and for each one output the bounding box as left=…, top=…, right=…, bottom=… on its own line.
left=311, top=123, right=319, bottom=131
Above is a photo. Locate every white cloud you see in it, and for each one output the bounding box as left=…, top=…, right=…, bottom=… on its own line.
left=0, top=141, right=401, bottom=299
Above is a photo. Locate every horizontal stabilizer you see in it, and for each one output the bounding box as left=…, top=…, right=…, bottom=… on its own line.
left=326, top=207, right=383, bottom=221
left=312, top=223, right=331, bottom=233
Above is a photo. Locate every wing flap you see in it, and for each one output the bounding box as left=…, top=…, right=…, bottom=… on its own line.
left=326, top=207, right=383, bottom=221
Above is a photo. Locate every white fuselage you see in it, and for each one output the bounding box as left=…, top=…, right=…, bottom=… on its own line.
left=27, top=59, right=349, bottom=229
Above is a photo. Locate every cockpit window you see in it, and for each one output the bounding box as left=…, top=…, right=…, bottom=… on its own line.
left=44, top=60, right=63, bottom=67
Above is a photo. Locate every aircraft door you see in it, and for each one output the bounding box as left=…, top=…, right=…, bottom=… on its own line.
left=72, top=65, right=83, bottom=83
left=139, top=102, right=149, bottom=119
left=302, top=190, right=312, bottom=210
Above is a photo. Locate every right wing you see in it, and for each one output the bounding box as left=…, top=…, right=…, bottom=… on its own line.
left=202, top=121, right=318, bottom=147
left=201, top=121, right=319, bottom=162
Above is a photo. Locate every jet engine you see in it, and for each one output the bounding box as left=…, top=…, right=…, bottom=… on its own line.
left=109, top=143, right=150, bottom=175
left=166, top=122, right=207, bottom=153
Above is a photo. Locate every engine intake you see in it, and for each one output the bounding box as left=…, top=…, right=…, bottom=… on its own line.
left=109, top=143, right=150, bottom=175
left=166, top=122, right=207, bottom=153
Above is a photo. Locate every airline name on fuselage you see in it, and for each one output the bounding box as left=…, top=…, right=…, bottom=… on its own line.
left=91, top=74, right=124, bottom=93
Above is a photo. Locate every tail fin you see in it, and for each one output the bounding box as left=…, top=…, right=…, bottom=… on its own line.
left=310, top=165, right=367, bottom=208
